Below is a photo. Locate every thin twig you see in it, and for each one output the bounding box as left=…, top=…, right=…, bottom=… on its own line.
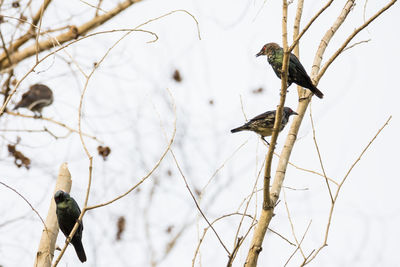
left=0, top=181, right=48, bottom=235
left=86, top=91, right=177, bottom=210
left=6, top=111, right=102, bottom=142
left=283, top=189, right=306, bottom=259
left=342, top=39, right=371, bottom=52
left=309, top=104, right=334, bottom=203
left=317, top=0, right=397, bottom=81
left=289, top=0, right=334, bottom=52
left=35, top=0, right=46, bottom=63
left=95, top=0, right=104, bottom=17
left=79, top=0, right=107, bottom=14
left=284, top=220, right=312, bottom=266
left=269, top=228, right=296, bottom=246
left=170, top=148, right=230, bottom=255
left=229, top=157, right=266, bottom=266
left=1, top=0, right=52, bottom=63
left=201, top=140, right=248, bottom=193
left=193, top=212, right=256, bottom=267
left=0, top=0, right=134, bottom=68
left=271, top=149, right=338, bottom=185
left=0, top=9, right=200, bottom=115
left=239, top=95, right=248, bottom=121
left=304, top=116, right=392, bottom=265
left=0, top=28, right=12, bottom=66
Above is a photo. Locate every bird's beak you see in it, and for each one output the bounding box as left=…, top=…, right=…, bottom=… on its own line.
left=293, top=111, right=299, bottom=115
left=255, top=51, right=263, bottom=57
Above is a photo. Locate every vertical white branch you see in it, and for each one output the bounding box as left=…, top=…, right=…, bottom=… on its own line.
left=34, top=163, right=72, bottom=267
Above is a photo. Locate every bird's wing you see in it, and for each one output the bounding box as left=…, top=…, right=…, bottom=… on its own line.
left=33, top=87, right=52, bottom=98
left=249, top=110, right=276, bottom=123
left=70, top=198, right=83, bottom=229
left=289, top=53, right=309, bottom=78
left=21, top=90, right=35, bottom=101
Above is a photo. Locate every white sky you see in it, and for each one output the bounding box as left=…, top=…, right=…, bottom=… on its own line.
left=0, top=0, right=399, bottom=266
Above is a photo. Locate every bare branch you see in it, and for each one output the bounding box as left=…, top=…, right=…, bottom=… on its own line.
left=304, top=116, right=392, bottom=265
left=244, top=1, right=396, bottom=266
left=1, top=0, right=52, bottom=61
left=276, top=151, right=339, bottom=185
left=0, top=181, right=47, bottom=233
left=0, top=28, right=12, bottom=66
left=86, top=91, right=177, bottom=210
left=193, top=212, right=256, bottom=267
left=309, top=104, right=334, bottom=203
left=269, top=228, right=296, bottom=246
left=0, top=0, right=141, bottom=69
left=244, top=1, right=292, bottom=265
left=342, top=39, right=371, bottom=52
left=283, top=189, right=306, bottom=259
left=6, top=111, right=102, bottom=142
left=170, top=147, right=230, bottom=255
left=284, top=220, right=312, bottom=267
left=0, top=9, right=200, bottom=116
left=229, top=157, right=266, bottom=266
left=289, top=1, right=334, bottom=52
left=317, top=0, right=396, bottom=81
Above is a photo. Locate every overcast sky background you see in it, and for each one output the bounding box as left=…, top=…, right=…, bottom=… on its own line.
left=0, top=0, right=399, bottom=266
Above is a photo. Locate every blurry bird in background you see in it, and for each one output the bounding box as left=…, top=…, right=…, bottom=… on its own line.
left=256, top=43, right=324, bottom=99
left=13, top=84, right=53, bottom=116
left=54, top=190, right=87, bottom=263
left=231, top=107, right=298, bottom=143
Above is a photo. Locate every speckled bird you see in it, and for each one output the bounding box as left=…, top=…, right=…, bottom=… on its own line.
left=256, top=43, right=324, bottom=99
left=14, top=84, right=53, bottom=114
left=230, top=107, right=298, bottom=143
left=54, top=190, right=86, bottom=263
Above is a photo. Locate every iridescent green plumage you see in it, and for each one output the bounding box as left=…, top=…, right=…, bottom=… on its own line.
left=54, top=190, right=86, bottom=263
left=256, top=43, right=324, bottom=99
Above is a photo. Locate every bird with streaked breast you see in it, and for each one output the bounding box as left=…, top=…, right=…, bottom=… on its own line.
left=231, top=107, right=298, bottom=143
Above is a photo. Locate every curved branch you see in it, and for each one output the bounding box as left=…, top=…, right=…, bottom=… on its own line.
left=86, top=90, right=177, bottom=210
left=0, top=0, right=142, bottom=69
left=317, top=0, right=397, bottom=80
left=0, top=181, right=47, bottom=232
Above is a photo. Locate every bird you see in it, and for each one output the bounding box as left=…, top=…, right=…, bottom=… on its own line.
left=54, top=190, right=87, bottom=263
left=231, top=107, right=298, bottom=143
left=13, top=83, right=53, bottom=115
left=256, top=43, right=324, bottom=99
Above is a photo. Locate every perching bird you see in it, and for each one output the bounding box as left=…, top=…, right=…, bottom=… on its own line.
left=231, top=107, right=298, bottom=143
left=54, top=190, right=86, bottom=263
left=256, top=43, right=324, bottom=99
left=13, top=84, right=53, bottom=114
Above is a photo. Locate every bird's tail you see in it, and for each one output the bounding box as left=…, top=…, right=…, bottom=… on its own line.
left=231, top=125, right=249, bottom=133
left=72, top=239, right=87, bottom=263
left=311, top=85, right=324, bottom=99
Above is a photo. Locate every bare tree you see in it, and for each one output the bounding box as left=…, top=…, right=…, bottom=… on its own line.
left=243, top=1, right=396, bottom=266
left=0, top=1, right=397, bottom=266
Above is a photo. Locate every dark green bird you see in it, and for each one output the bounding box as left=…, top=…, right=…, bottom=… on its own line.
left=54, top=190, right=86, bottom=263
left=231, top=107, right=298, bottom=143
left=256, top=43, right=324, bottom=99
